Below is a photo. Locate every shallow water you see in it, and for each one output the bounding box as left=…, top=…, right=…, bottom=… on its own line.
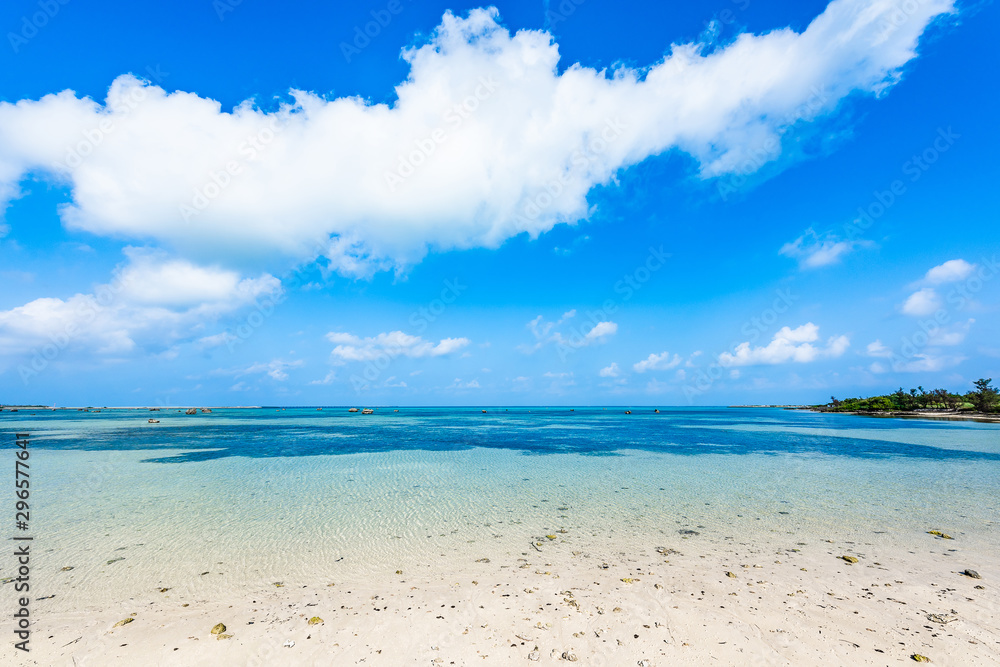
left=4, top=407, right=999, bottom=609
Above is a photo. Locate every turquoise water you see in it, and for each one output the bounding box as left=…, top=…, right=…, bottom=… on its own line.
left=3, top=407, right=999, bottom=607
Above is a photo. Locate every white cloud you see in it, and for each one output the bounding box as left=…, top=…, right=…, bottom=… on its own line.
left=779, top=228, right=871, bottom=268
left=719, top=323, right=849, bottom=366
left=240, top=359, right=304, bottom=381
left=633, top=351, right=682, bottom=373
left=922, top=259, right=975, bottom=284
left=583, top=321, right=617, bottom=343
left=646, top=379, right=669, bottom=394
left=0, top=1, right=954, bottom=277
left=115, top=247, right=245, bottom=307
left=0, top=251, right=280, bottom=357
left=197, top=331, right=238, bottom=349
left=887, top=353, right=965, bottom=373
left=214, top=358, right=304, bottom=382
left=866, top=339, right=893, bottom=358
left=327, top=330, right=470, bottom=362
left=448, top=378, right=480, bottom=389
left=901, top=287, right=941, bottom=316
left=599, top=362, right=620, bottom=377
left=929, top=318, right=974, bottom=346
left=309, top=371, right=337, bottom=385
left=520, top=314, right=617, bottom=352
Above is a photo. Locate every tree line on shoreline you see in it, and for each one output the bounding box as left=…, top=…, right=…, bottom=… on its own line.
left=820, top=378, right=999, bottom=414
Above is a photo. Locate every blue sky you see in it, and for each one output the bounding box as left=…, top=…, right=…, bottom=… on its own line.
left=0, top=0, right=996, bottom=406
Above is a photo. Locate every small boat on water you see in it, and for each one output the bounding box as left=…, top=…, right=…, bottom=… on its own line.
left=348, top=408, right=359, bottom=412
left=361, top=408, right=374, bottom=415
left=148, top=419, right=160, bottom=423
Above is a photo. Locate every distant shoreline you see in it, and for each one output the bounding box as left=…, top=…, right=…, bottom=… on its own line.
left=806, top=408, right=1000, bottom=424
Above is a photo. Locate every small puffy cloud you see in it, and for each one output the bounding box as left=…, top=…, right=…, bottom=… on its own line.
left=241, top=359, right=304, bottom=381
left=646, top=379, right=669, bottom=394
left=197, top=332, right=238, bottom=349
left=922, top=259, right=975, bottom=284
left=599, top=362, right=620, bottom=377
left=116, top=248, right=245, bottom=307
left=719, top=323, right=849, bottom=366
left=633, top=351, right=682, bottom=373
left=309, top=371, right=337, bottom=385
left=779, top=228, right=871, bottom=268
left=520, top=313, right=617, bottom=353
left=0, top=252, right=281, bottom=358
left=881, top=353, right=965, bottom=373
left=448, top=378, right=480, bottom=389
left=215, top=358, right=304, bottom=382
left=583, top=321, right=617, bottom=343
left=929, top=318, right=974, bottom=346
left=326, top=330, right=470, bottom=362
left=866, top=340, right=892, bottom=358
left=901, top=287, right=941, bottom=316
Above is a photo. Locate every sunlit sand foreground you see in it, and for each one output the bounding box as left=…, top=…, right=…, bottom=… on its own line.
left=7, top=522, right=998, bottom=666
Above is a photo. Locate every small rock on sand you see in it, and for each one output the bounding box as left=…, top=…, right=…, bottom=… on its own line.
left=210, top=623, right=226, bottom=635
left=927, top=610, right=958, bottom=624
left=962, top=569, right=981, bottom=579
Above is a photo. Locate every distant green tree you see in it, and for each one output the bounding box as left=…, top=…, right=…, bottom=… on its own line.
left=970, top=378, right=999, bottom=413
left=866, top=396, right=893, bottom=412
left=890, top=388, right=912, bottom=410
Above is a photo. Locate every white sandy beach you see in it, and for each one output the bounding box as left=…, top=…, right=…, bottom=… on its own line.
left=7, top=520, right=998, bottom=666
